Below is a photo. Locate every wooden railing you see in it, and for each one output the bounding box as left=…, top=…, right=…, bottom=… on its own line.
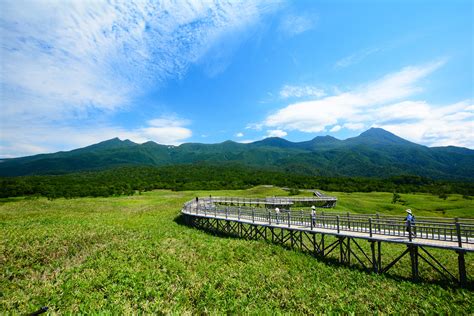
left=182, top=201, right=474, bottom=247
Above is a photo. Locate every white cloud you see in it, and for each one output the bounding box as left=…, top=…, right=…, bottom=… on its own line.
left=329, top=125, right=341, bottom=132
left=236, top=132, right=244, bottom=137
left=0, top=114, right=193, bottom=157
left=279, top=13, right=316, bottom=37
left=139, top=115, right=192, bottom=144
left=237, top=139, right=258, bottom=144
left=279, top=85, right=326, bottom=99
left=343, top=123, right=365, bottom=131
left=266, top=129, right=287, bottom=138
left=260, top=60, right=474, bottom=148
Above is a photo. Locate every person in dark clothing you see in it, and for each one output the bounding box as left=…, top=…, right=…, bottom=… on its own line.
left=405, top=209, right=416, bottom=238
left=311, top=205, right=316, bottom=227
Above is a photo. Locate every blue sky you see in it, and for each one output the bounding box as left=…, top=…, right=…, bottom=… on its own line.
left=0, top=0, right=473, bottom=157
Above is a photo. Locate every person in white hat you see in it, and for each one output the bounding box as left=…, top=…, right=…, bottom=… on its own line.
left=405, top=209, right=416, bottom=238
left=275, top=207, right=280, bottom=224
left=311, top=206, right=316, bottom=227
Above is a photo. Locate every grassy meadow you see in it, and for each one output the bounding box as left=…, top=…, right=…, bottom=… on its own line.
left=1, top=187, right=473, bottom=314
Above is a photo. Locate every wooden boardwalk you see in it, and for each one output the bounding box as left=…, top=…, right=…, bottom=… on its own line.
left=182, top=198, right=473, bottom=286
left=201, top=195, right=338, bottom=208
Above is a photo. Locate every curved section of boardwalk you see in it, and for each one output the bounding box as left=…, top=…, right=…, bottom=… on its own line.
left=182, top=197, right=473, bottom=286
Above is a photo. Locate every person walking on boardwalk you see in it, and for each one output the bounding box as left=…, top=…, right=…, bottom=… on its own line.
left=275, top=207, right=280, bottom=224
left=405, top=209, right=416, bottom=238
left=311, top=205, right=316, bottom=227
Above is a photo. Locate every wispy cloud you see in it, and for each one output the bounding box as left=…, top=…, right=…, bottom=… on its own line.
left=0, top=0, right=280, bottom=157
left=279, top=85, right=326, bottom=99
left=260, top=60, right=474, bottom=147
left=335, top=47, right=383, bottom=69
left=279, top=13, right=316, bottom=37
left=266, top=129, right=288, bottom=138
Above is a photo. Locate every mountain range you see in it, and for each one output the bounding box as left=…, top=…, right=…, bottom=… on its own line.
left=1, top=128, right=473, bottom=180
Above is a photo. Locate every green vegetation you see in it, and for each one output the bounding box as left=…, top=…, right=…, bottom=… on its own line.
left=1, top=165, right=473, bottom=200
left=1, top=187, right=473, bottom=313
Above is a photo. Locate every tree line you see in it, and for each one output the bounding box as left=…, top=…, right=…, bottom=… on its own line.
left=0, top=164, right=473, bottom=200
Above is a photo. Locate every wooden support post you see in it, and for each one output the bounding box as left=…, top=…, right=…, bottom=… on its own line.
left=409, top=245, right=419, bottom=281
left=371, top=241, right=377, bottom=273
left=288, top=211, right=291, bottom=228
left=291, top=230, right=295, bottom=248
left=312, top=233, right=317, bottom=255
left=300, top=231, right=303, bottom=250
left=377, top=241, right=382, bottom=272
left=347, top=212, right=350, bottom=229
left=337, top=215, right=340, bottom=233
left=321, top=234, right=325, bottom=256
left=339, top=237, right=344, bottom=263
left=347, top=238, right=351, bottom=265
left=457, top=251, right=467, bottom=287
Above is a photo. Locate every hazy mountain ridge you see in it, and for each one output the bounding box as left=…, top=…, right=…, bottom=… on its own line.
left=1, top=128, right=473, bottom=180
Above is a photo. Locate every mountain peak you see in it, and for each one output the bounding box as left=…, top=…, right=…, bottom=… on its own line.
left=74, top=137, right=137, bottom=152
left=251, top=137, right=294, bottom=148
left=360, top=127, right=396, bottom=137
left=348, top=127, right=415, bottom=146
left=310, top=135, right=340, bottom=143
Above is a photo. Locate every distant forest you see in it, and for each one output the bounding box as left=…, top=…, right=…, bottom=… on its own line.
left=1, top=164, right=473, bottom=199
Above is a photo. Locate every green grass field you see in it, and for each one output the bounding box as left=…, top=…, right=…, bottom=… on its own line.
left=1, top=187, right=473, bottom=313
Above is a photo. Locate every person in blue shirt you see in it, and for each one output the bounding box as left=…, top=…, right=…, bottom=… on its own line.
left=405, top=209, right=416, bottom=238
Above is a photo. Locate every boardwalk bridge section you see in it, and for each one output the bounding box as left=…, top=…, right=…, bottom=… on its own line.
left=182, top=196, right=473, bottom=286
